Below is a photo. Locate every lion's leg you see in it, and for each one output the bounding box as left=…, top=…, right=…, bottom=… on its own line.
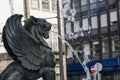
left=6, top=71, right=22, bottom=80
left=0, top=69, right=22, bottom=80
left=40, top=68, right=56, bottom=80
left=0, top=61, right=24, bottom=80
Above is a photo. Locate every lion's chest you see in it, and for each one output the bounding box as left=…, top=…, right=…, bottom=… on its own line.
left=38, top=48, right=56, bottom=67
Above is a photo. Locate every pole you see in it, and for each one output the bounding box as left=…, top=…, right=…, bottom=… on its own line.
left=57, top=0, right=64, bottom=80
left=87, top=0, right=93, bottom=59
left=23, top=0, right=30, bottom=20
left=9, top=0, right=14, bottom=15
left=116, top=0, right=120, bottom=45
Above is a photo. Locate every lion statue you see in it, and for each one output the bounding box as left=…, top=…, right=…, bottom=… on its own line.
left=0, top=14, right=56, bottom=80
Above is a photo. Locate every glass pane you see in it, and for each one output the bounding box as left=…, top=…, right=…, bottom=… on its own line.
left=73, top=0, right=80, bottom=8
left=101, top=14, right=107, bottom=27
left=52, top=0, right=57, bottom=12
left=91, top=16, right=98, bottom=29
left=83, top=44, right=90, bottom=55
left=51, top=24, right=58, bottom=51
left=74, top=21, right=80, bottom=32
left=90, top=0, right=97, bottom=3
left=110, top=11, right=117, bottom=25
left=81, top=0, right=87, bottom=5
left=31, top=0, right=39, bottom=10
left=102, top=40, right=109, bottom=53
left=82, top=18, right=89, bottom=30
left=66, top=22, right=72, bottom=34
left=42, top=0, right=49, bottom=11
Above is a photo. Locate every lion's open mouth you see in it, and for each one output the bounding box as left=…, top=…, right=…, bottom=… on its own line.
left=43, top=26, right=51, bottom=39
left=43, top=22, right=52, bottom=39
left=44, top=31, right=49, bottom=39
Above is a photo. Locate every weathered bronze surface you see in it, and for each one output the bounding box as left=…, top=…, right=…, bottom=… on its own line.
left=0, top=14, right=56, bottom=80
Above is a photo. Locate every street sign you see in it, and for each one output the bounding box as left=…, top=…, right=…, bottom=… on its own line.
left=91, top=63, right=103, bottom=80
left=90, top=65, right=96, bottom=73
left=91, top=62, right=103, bottom=73
left=94, top=62, right=103, bottom=72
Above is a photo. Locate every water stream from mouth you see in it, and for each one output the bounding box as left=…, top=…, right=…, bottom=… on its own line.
left=50, top=30, right=91, bottom=80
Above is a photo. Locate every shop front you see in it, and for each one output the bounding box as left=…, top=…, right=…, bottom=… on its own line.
left=67, top=58, right=120, bottom=80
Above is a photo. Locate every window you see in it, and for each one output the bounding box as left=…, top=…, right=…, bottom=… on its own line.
left=102, top=72, right=114, bottom=80
left=65, top=22, right=72, bottom=39
left=66, top=22, right=72, bottom=34
left=102, top=40, right=109, bottom=53
left=91, top=16, right=98, bottom=29
left=112, top=39, right=120, bottom=52
left=101, top=14, right=107, bottom=27
left=73, top=0, right=80, bottom=8
left=42, top=0, right=49, bottom=11
left=67, top=47, right=74, bottom=58
left=31, top=0, right=39, bottom=10
left=52, top=0, right=57, bottom=12
left=114, top=39, right=120, bottom=51
left=83, top=44, right=90, bottom=55
left=74, top=21, right=80, bottom=32
left=93, top=42, right=99, bottom=56
left=81, top=0, right=87, bottom=6
left=90, top=0, right=97, bottom=3
left=82, top=18, right=89, bottom=30
left=110, top=11, right=117, bottom=25
left=50, top=24, right=58, bottom=51
left=73, top=0, right=81, bottom=13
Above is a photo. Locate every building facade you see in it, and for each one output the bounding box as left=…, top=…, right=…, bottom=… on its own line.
left=64, top=0, right=120, bottom=80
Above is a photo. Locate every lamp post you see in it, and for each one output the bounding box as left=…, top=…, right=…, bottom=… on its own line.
left=57, top=0, right=64, bottom=80
left=23, top=0, right=30, bottom=20
left=9, top=0, right=14, bottom=15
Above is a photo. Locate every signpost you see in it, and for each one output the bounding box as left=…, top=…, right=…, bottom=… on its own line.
left=91, top=65, right=96, bottom=73
left=94, top=63, right=103, bottom=72
left=91, top=62, right=103, bottom=80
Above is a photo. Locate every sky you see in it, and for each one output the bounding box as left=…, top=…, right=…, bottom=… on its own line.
left=0, top=0, right=11, bottom=32
left=0, top=0, right=24, bottom=32
left=0, top=0, right=24, bottom=53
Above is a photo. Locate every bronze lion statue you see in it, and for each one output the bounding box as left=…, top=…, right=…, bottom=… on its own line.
left=0, top=14, right=56, bottom=80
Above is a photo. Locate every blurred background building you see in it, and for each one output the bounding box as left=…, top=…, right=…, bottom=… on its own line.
left=64, top=0, right=120, bottom=80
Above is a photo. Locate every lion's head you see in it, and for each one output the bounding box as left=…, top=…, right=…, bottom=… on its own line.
left=25, top=16, right=52, bottom=39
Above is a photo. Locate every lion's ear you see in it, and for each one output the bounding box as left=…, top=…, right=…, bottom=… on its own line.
left=30, top=16, right=38, bottom=24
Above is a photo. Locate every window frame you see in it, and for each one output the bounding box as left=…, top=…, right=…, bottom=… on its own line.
left=42, top=0, right=50, bottom=11
left=100, top=13, right=108, bottom=27
left=31, top=0, right=40, bottom=10
left=52, top=0, right=57, bottom=12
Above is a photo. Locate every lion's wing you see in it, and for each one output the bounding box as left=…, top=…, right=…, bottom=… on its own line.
left=3, top=14, right=43, bottom=70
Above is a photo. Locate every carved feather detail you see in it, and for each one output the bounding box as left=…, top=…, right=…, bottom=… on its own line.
left=2, top=14, right=55, bottom=70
